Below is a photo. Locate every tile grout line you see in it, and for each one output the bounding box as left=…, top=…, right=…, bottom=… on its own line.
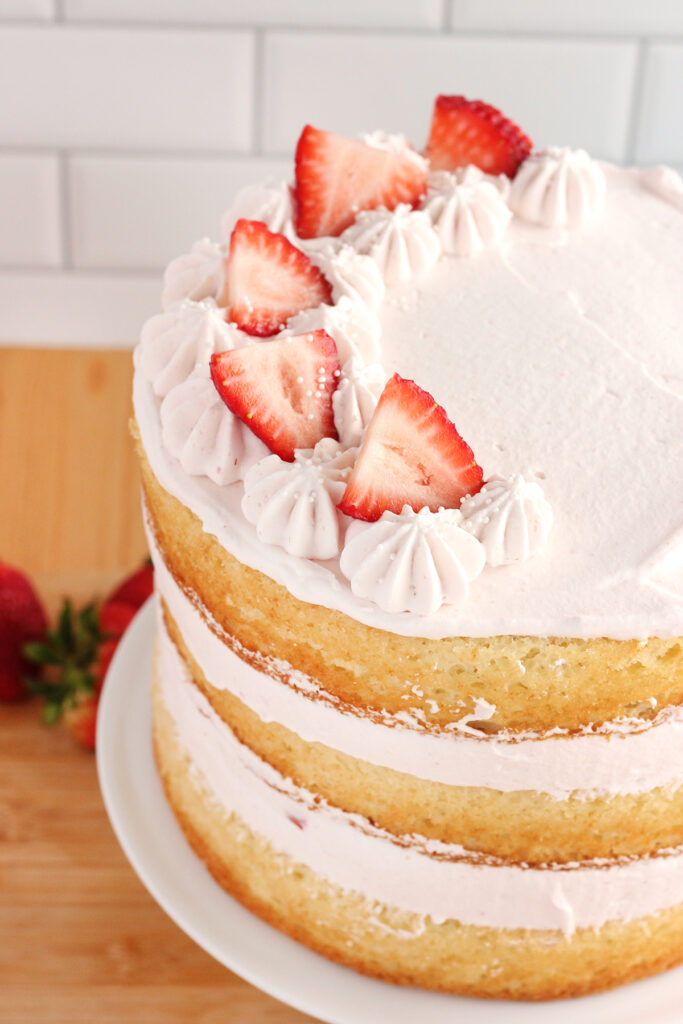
left=0, top=144, right=290, bottom=161
left=252, top=28, right=264, bottom=157
left=0, top=264, right=161, bottom=277
left=441, top=0, right=451, bottom=32
left=8, top=18, right=459, bottom=36
left=58, top=150, right=73, bottom=270
left=624, top=38, right=648, bottom=165
left=0, top=18, right=680, bottom=42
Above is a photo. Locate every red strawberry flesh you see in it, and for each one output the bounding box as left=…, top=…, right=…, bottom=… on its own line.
left=0, top=563, right=47, bottom=702
left=106, top=562, right=153, bottom=611
left=219, top=219, right=332, bottom=337
left=295, top=125, right=427, bottom=238
left=64, top=693, right=98, bottom=750
left=211, top=330, right=340, bottom=461
left=338, top=374, right=483, bottom=522
left=425, top=95, right=532, bottom=178
left=93, top=638, right=118, bottom=694
left=99, top=600, right=137, bottom=640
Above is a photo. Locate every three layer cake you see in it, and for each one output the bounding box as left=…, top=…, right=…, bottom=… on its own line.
left=132, top=96, right=683, bottom=1000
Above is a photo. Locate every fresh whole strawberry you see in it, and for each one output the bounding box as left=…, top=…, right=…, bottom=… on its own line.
left=89, top=573, right=150, bottom=694
left=106, top=561, right=153, bottom=611
left=218, top=219, right=332, bottom=336
left=99, top=600, right=137, bottom=640
left=338, top=374, right=483, bottom=522
left=425, top=95, right=532, bottom=178
left=25, top=600, right=103, bottom=732
left=0, top=563, right=47, bottom=702
left=92, top=637, right=118, bottom=695
left=294, top=125, right=427, bottom=238
left=24, top=559, right=153, bottom=749
left=63, top=693, right=98, bottom=751
left=211, top=329, right=341, bottom=461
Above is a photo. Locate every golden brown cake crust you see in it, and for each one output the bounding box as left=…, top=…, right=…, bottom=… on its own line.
left=135, top=426, right=683, bottom=734
left=153, top=675, right=683, bottom=1001
left=136, top=418, right=683, bottom=998
left=162, top=598, right=683, bottom=864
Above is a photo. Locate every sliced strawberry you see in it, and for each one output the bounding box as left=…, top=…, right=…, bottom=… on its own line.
left=294, top=125, right=427, bottom=238
left=338, top=374, right=483, bottom=522
left=219, top=219, right=332, bottom=337
left=211, top=330, right=340, bottom=461
left=425, top=96, right=532, bottom=178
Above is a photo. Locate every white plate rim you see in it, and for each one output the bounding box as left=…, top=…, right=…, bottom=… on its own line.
left=96, top=598, right=683, bottom=1024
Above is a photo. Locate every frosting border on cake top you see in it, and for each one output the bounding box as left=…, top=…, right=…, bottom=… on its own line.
left=134, top=157, right=683, bottom=640
left=149, top=524, right=683, bottom=799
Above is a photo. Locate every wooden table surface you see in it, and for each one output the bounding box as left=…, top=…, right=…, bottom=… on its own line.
left=0, top=348, right=319, bottom=1024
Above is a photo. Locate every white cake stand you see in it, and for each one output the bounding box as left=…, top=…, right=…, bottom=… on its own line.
left=97, top=598, right=683, bottom=1024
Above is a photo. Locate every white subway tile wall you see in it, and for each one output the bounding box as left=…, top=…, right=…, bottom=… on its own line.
left=0, top=154, right=61, bottom=266
left=449, top=0, right=683, bottom=35
left=262, top=33, right=637, bottom=158
left=0, top=26, right=254, bottom=150
left=4, top=0, right=54, bottom=19
left=64, top=0, right=445, bottom=30
left=0, top=2, right=680, bottom=345
left=0, top=271, right=159, bottom=346
left=636, top=44, right=683, bottom=163
left=69, top=156, right=290, bottom=270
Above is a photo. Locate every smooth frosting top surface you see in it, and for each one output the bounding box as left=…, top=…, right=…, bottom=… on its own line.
left=376, top=165, right=682, bottom=637
left=134, top=159, right=683, bottom=640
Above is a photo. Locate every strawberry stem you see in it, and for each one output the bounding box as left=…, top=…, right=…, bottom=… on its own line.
left=24, top=600, right=104, bottom=725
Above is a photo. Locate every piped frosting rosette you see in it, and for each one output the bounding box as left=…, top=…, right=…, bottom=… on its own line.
left=640, top=165, right=683, bottom=211
left=460, top=475, right=553, bottom=566
left=221, top=180, right=296, bottom=241
left=242, top=439, right=356, bottom=559
left=422, top=171, right=511, bottom=257
left=162, top=238, right=224, bottom=311
left=332, top=359, right=388, bottom=448
left=160, top=364, right=268, bottom=486
left=448, top=164, right=511, bottom=199
left=340, top=204, right=441, bottom=285
left=283, top=296, right=381, bottom=365
left=509, top=147, right=605, bottom=229
left=362, top=130, right=428, bottom=167
left=307, top=243, right=386, bottom=312
left=340, top=505, right=486, bottom=615
left=138, top=299, right=243, bottom=398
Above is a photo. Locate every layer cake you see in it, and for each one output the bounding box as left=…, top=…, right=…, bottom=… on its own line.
left=132, top=97, right=683, bottom=999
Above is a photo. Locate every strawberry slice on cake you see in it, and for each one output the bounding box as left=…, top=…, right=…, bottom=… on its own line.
left=338, top=374, right=483, bottom=522
left=294, top=126, right=427, bottom=238
left=211, top=330, right=341, bottom=461
left=425, top=95, right=532, bottom=178
left=219, top=219, right=332, bottom=337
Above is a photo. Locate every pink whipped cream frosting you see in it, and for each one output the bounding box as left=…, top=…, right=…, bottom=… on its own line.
left=134, top=146, right=683, bottom=640
left=157, top=612, right=683, bottom=934
left=150, top=525, right=683, bottom=801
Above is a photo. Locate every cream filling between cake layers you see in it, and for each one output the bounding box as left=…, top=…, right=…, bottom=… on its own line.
left=148, top=522, right=683, bottom=800
left=156, top=610, right=683, bottom=936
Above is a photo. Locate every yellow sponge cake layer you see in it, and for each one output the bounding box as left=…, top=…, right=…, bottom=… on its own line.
left=153, top=627, right=683, bottom=1001
left=137, top=430, right=683, bottom=735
